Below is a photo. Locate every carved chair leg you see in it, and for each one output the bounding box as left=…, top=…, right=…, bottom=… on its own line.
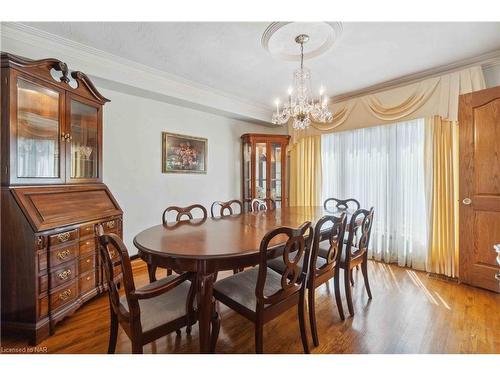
left=307, top=286, right=319, bottom=347
left=298, top=293, right=310, bottom=354
left=210, top=309, right=220, bottom=353
left=361, top=259, right=372, bottom=299
left=147, top=263, right=157, bottom=282
left=232, top=268, right=240, bottom=274
left=108, top=309, right=118, bottom=354
left=255, top=319, right=264, bottom=354
left=333, top=273, right=345, bottom=321
left=131, top=341, right=143, bottom=354
left=344, top=268, right=354, bottom=316
left=185, top=274, right=197, bottom=335
left=175, top=329, right=181, bottom=335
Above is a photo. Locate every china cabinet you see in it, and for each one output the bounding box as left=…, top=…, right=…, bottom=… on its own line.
left=241, top=133, right=290, bottom=211
left=1, top=52, right=122, bottom=344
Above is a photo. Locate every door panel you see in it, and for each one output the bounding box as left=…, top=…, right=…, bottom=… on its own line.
left=10, top=71, right=66, bottom=184
left=473, top=102, right=500, bottom=195
left=255, top=142, right=267, bottom=199
left=65, top=93, right=102, bottom=183
left=459, top=86, right=500, bottom=293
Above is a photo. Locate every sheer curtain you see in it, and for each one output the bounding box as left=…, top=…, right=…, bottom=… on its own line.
left=321, top=118, right=428, bottom=270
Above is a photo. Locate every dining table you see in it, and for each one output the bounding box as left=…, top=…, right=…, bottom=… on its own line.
left=133, top=205, right=351, bottom=353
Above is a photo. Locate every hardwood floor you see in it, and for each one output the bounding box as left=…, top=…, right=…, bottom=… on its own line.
left=1, top=260, right=499, bottom=354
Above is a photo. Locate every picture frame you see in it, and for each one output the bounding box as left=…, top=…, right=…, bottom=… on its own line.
left=161, top=132, right=208, bottom=174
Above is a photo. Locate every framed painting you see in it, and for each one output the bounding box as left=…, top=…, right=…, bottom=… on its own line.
left=161, top=132, right=207, bottom=174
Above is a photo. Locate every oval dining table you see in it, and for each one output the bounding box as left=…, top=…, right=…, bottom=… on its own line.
left=133, top=205, right=348, bottom=353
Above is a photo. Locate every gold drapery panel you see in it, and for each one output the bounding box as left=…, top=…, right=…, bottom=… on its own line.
left=289, top=136, right=322, bottom=207
left=290, top=66, right=485, bottom=144
left=424, top=116, right=459, bottom=278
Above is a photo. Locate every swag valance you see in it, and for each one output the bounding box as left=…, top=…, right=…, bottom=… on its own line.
left=289, top=66, right=486, bottom=144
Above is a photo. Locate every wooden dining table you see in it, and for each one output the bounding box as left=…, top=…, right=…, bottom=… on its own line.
left=133, top=205, right=349, bottom=353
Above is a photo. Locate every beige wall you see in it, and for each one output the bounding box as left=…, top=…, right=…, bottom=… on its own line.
left=101, top=88, right=284, bottom=254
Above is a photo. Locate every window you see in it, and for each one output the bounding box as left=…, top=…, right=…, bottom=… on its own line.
left=321, top=118, right=428, bottom=270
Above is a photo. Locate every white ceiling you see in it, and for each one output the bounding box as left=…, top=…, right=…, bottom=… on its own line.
left=22, top=22, right=500, bottom=110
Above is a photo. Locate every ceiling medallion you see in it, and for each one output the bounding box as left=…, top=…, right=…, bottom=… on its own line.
left=261, top=22, right=343, bottom=62
left=270, top=31, right=335, bottom=130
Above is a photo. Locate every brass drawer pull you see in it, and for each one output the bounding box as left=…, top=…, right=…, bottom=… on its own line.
left=86, top=258, right=91, bottom=263
left=58, top=269, right=72, bottom=280
left=86, top=276, right=91, bottom=281
left=57, top=249, right=71, bottom=260
left=59, top=289, right=72, bottom=301
left=106, top=221, right=115, bottom=229
left=57, top=232, right=71, bottom=243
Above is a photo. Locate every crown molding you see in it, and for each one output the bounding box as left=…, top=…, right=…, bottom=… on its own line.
left=330, top=48, right=500, bottom=103
left=1, top=22, right=273, bottom=125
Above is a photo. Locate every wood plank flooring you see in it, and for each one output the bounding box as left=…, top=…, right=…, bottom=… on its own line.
left=1, top=260, right=499, bottom=354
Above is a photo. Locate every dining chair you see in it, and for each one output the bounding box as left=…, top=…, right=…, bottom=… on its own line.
left=250, top=198, right=276, bottom=212
left=323, top=197, right=361, bottom=211
left=268, top=213, right=347, bottom=347
left=211, top=199, right=245, bottom=273
left=323, top=197, right=361, bottom=275
left=319, top=208, right=374, bottom=316
left=97, top=227, right=220, bottom=354
left=212, top=222, right=313, bottom=353
left=210, top=199, right=243, bottom=218
left=148, top=204, right=208, bottom=282
left=162, top=204, right=208, bottom=224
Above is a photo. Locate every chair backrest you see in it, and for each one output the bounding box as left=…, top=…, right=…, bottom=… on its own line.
left=255, top=222, right=313, bottom=306
left=97, top=227, right=138, bottom=322
left=251, top=198, right=276, bottom=212
left=162, top=204, right=208, bottom=224
left=310, top=214, right=347, bottom=277
left=210, top=199, right=243, bottom=218
left=323, top=197, right=361, bottom=212
left=344, top=207, right=375, bottom=263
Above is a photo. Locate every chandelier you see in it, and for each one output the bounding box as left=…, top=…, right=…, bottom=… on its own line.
left=271, top=34, right=333, bottom=130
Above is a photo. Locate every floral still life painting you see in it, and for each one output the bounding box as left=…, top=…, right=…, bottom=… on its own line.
left=162, top=132, right=207, bottom=173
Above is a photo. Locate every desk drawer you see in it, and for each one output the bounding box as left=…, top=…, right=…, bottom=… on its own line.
left=79, top=238, right=96, bottom=256
left=49, top=229, right=78, bottom=247
left=49, top=281, right=77, bottom=311
left=79, top=223, right=95, bottom=239
left=48, top=243, right=78, bottom=269
left=79, top=253, right=95, bottom=274
left=102, top=219, right=119, bottom=233
left=79, top=272, right=96, bottom=295
left=49, top=263, right=77, bottom=290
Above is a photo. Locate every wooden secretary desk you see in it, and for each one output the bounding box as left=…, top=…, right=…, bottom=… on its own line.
left=241, top=133, right=290, bottom=211
left=1, top=53, right=123, bottom=344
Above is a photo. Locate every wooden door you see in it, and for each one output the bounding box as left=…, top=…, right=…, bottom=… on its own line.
left=459, top=86, right=500, bottom=293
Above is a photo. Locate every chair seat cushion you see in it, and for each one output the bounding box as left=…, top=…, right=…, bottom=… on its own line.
left=318, top=242, right=364, bottom=265
left=120, top=276, right=191, bottom=333
left=213, top=267, right=283, bottom=314
left=267, top=253, right=327, bottom=275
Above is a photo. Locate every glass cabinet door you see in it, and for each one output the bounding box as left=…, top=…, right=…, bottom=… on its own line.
left=16, top=78, right=61, bottom=180
left=242, top=141, right=252, bottom=211
left=270, top=143, right=283, bottom=208
left=255, top=142, right=267, bottom=199
left=69, top=100, right=99, bottom=180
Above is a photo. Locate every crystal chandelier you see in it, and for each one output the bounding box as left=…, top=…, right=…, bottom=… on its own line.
left=271, top=34, right=333, bottom=130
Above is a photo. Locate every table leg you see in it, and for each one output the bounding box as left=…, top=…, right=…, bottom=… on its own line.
left=196, top=272, right=215, bottom=353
